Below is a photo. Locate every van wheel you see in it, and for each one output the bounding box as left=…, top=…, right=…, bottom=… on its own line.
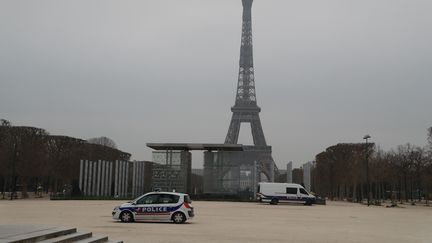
left=172, top=212, right=186, bottom=224
left=120, top=211, right=134, bottom=222
left=270, top=198, right=278, bottom=205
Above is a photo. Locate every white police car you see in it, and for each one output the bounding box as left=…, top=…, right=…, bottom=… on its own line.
left=112, top=192, right=194, bottom=224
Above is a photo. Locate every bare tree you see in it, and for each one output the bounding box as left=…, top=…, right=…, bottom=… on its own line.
left=15, top=126, right=49, bottom=198
left=312, top=129, right=432, bottom=205
left=314, top=143, right=372, bottom=201
left=46, top=136, right=86, bottom=194
left=87, top=136, right=117, bottom=149
left=410, top=147, right=427, bottom=202
left=1, top=120, right=132, bottom=199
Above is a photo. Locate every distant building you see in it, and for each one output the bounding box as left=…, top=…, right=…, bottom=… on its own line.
left=239, top=167, right=253, bottom=191
left=303, top=162, right=313, bottom=192
left=192, top=168, right=204, bottom=177
left=131, top=161, right=154, bottom=197
left=287, top=161, right=293, bottom=183
left=191, top=168, right=204, bottom=196
left=151, top=150, right=191, bottom=193
left=203, top=150, right=262, bottom=196
left=146, top=143, right=261, bottom=198
left=292, top=168, right=303, bottom=185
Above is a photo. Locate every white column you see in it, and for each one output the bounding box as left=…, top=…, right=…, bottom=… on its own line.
left=287, top=161, right=293, bottom=183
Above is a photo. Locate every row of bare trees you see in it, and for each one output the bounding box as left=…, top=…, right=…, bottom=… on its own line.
left=313, top=129, right=432, bottom=204
left=0, top=119, right=130, bottom=199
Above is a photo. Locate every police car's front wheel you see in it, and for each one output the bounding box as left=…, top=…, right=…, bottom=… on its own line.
left=172, top=212, right=186, bottom=224
left=120, top=211, right=134, bottom=223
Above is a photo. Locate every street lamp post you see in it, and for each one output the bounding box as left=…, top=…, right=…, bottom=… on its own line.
left=363, top=134, right=371, bottom=206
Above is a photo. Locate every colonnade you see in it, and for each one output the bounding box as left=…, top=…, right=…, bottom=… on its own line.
left=79, top=160, right=130, bottom=197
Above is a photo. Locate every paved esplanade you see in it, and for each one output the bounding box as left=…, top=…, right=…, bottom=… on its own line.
left=1, top=201, right=431, bottom=243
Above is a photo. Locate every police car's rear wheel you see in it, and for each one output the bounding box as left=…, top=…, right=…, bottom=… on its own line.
left=120, top=211, right=134, bottom=223
left=172, top=212, right=186, bottom=224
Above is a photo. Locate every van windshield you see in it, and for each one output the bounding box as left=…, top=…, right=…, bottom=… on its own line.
left=300, top=188, right=309, bottom=195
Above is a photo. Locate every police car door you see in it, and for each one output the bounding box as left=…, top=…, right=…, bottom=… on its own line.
left=135, top=193, right=160, bottom=221
left=155, top=194, right=180, bottom=221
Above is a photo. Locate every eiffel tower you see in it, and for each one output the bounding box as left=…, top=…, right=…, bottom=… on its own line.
left=225, top=0, right=277, bottom=181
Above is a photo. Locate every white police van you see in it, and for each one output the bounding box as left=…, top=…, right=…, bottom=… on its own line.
left=112, top=192, right=194, bottom=224
left=257, top=182, right=316, bottom=205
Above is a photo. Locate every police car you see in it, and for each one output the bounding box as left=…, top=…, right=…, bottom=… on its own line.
left=112, top=192, right=194, bottom=224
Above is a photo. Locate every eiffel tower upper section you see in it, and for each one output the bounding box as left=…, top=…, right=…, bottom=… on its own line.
left=234, top=0, right=259, bottom=110
left=225, top=0, right=268, bottom=147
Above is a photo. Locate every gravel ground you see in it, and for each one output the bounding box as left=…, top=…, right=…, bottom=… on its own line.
left=0, top=198, right=431, bottom=243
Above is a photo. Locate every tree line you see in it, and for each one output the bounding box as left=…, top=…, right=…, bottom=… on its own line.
left=312, top=128, right=432, bottom=204
left=0, top=119, right=130, bottom=199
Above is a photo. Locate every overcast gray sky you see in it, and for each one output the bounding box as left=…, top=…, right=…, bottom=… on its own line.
left=1, top=0, right=431, bottom=168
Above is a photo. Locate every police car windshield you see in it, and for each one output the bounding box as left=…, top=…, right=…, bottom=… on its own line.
left=131, top=195, right=143, bottom=203
left=132, top=193, right=156, bottom=203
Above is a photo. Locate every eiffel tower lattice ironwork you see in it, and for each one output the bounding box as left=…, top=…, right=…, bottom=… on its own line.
left=225, top=0, right=267, bottom=147
left=222, top=0, right=277, bottom=183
